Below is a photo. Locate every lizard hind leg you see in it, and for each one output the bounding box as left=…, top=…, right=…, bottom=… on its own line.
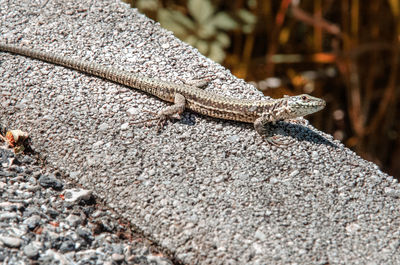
left=131, top=93, right=186, bottom=132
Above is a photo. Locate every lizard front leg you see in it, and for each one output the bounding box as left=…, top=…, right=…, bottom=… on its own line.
left=254, top=112, right=295, bottom=146
left=254, top=113, right=277, bottom=137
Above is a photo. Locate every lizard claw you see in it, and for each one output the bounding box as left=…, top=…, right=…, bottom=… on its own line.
left=264, top=135, right=296, bottom=147
left=130, top=110, right=169, bottom=132
left=130, top=117, right=159, bottom=126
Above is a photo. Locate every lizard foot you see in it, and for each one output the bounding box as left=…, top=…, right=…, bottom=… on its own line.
left=130, top=109, right=180, bottom=132
left=264, top=135, right=296, bottom=147
left=130, top=110, right=162, bottom=131
left=177, top=76, right=212, bottom=88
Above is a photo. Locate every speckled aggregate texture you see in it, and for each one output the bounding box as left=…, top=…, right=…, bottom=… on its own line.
left=0, top=146, right=174, bottom=264
left=1, top=0, right=399, bottom=264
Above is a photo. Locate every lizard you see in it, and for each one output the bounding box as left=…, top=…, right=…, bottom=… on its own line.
left=0, top=42, right=326, bottom=145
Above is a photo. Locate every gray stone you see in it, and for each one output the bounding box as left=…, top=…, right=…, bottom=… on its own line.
left=0, top=212, right=18, bottom=220
left=0, top=236, right=22, bottom=248
left=76, top=228, right=93, bottom=242
left=0, top=202, right=23, bottom=211
left=59, top=239, right=75, bottom=253
left=65, top=214, right=82, bottom=227
left=38, top=174, right=63, bottom=190
left=64, top=189, right=93, bottom=204
left=111, top=253, right=125, bottom=262
left=23, top=214, right=41, bottom=230
left=98, top=123, right=109, bottom=131
left=23, top=243, right=40, bottom=259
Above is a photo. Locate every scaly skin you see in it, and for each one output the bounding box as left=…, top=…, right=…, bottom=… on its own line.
left=0, top=43, right=326, bottom=141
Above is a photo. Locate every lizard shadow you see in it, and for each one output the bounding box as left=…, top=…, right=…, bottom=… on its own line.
left=262, top=121, right=338, bottom=148
left=180, top=115, right=337, bottom=148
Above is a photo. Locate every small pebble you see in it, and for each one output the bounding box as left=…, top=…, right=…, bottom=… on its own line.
left=38, top=175, right=63, bottom=190
left=59, top=239, right=75, bottom=253
left=23, top=215, right=41, bottom=230
left=64, top=189, right=93, bottom=203
left=0, top=236, right=22, bottom=248
left=112, top=253, right=125, bottom=262
left=23, top=243, right=40, bottom=259
left=0, top=142, right=169, bottom=264
left=65, top=214, right=82, bottom=227
left=0, top=212, right=18, bottom=220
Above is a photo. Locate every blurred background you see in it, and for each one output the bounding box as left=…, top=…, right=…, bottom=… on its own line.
left=125, top=0, right=400, bottom=179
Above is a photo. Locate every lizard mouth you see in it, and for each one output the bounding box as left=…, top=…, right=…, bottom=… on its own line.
left=318, top=99, right=327, bottom=110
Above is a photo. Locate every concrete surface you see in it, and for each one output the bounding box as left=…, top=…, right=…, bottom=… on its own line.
left=1, top=0, right=400, bottom=264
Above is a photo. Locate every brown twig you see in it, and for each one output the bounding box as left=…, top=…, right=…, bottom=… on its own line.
left=264, top=0, right=292, bottom=77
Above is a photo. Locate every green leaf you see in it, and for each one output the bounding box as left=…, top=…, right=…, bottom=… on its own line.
left=197, top=23, right=216, bottom=39
left=237, top=9, right=257, bottom=33
left=188, top=0, right=215, bottom=23
left=158, top=9, right=190, bottom=37
left=210, top=12, right=238, bottom=31
left=237, top=9, right=257, bottom=25
left=195, top=39, right=209, bottom=54
left=216, top=32, right=230, bottom=48
left=184, top=35, right=198, bottom=47
left=208, top=41, right=226, bottom=63
left=242, top=24, right=255, bottom=34
left=166, top=10, right=196, bottom=31
left=247, top=0, right=257, bottom=9
left=136, top=0, right=158, bottom=12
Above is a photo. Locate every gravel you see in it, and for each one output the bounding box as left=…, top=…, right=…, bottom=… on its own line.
left=0, top=146, right=174, bottom=264
left=1, top=0, right=400, bottom=264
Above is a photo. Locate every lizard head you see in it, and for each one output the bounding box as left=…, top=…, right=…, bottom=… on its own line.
left=282, top=94, right=326, bottom=119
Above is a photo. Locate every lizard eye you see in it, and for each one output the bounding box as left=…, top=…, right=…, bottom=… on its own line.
left=301, top=95, right=308, bottom=101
